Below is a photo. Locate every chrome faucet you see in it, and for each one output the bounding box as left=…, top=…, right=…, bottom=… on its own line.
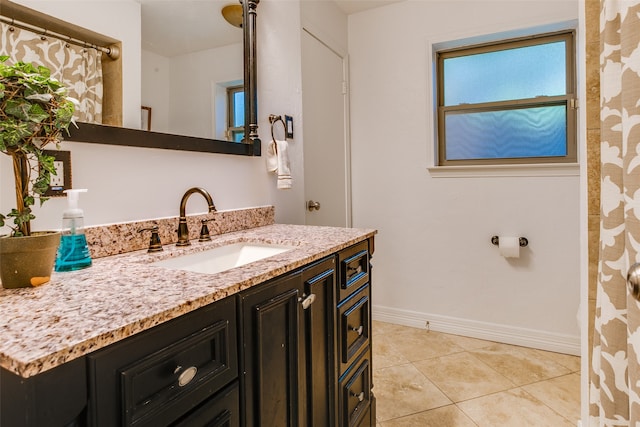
left=176, top=187, right=216, bottom=246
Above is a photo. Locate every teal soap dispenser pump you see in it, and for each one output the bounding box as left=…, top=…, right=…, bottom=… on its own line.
left=55, top=189, right=92, bottom=272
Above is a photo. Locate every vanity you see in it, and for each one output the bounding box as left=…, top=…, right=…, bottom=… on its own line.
left=0, top=215, right=376, bottom=427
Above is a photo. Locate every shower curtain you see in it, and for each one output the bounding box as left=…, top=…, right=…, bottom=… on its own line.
left=0, top=22, right=103, bottom=123
left=590, top=1, right=640, bottom=425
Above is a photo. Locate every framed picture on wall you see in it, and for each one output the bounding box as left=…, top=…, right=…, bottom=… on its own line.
left=141, top=106, right=152, bottom=131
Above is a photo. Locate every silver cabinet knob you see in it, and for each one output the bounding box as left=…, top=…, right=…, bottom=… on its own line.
left=351, top=391, right=365, bottom=402
left=176, top=366, right=198, bottom=387
left=628, top=263, right=640, bottom=301
left=348, top=265, right=363, bottom=276
left=307, top=200, right=321, bottom=211
left=300, top=293, right=316, bottom=310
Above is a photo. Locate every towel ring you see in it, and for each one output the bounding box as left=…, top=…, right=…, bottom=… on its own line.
left=269, top=114, right=286, bottom=142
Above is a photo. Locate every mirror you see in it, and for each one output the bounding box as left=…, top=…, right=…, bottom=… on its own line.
left=139, top=0, right=242, bottom=140
left=1, top=0, right=260, bottom=156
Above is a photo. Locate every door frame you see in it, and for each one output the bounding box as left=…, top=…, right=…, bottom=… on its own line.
left=301, top=25, right=353, bottom=227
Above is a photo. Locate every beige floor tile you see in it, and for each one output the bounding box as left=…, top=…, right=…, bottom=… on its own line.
left=370, top=326, right=580, bottom=426
left=380, top=405, right=477, bottom=427
left=535, top=349, right=581, bottom=373
left=522, top=373, right=581, bottom=423
left=382, top=328, right=465, bottom=362
left=470, top=343, right=571, bottom=386
left=373, top=320, right=419, bottom=337
left=442, top=333, right=495, bottom=351
left=373, top=364, right=452, bottom=421
left=457, top=388, right=575, bottom=427
left=373, top=333, right=410, bottom=369
left=413, top=352, right=514, bottom=402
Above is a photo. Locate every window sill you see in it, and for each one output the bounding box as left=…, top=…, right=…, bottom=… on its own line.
left=427, top=163, right=579, bottom=178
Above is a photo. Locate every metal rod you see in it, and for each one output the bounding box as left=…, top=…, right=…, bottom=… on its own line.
left=242, top=0, right=259, bottom=144
left=491, top=236, right=529, bottom=247
left=269, top=114, right=286, bottom=141
left=0, top=16, right=120, bottom=59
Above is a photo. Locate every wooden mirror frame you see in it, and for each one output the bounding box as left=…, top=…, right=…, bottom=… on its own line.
left=65, top=0, right=261, bottom=157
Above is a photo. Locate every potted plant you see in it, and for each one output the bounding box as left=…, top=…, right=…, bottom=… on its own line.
left=0, top=56, right=75, bottom=288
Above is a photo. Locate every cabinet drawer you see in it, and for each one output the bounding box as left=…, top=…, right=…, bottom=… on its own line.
left=339, top=350, right=371, bottom=427
left=355, top=405, right=371, bottom=427
left=120, top=320, right=233, bottom=426
left=337, top=284, right=370, bottom=374
left=88, top=297, right=238, bottom=427
left=338, top=241, right=369, bottom=302
left=172, top=381, right=239, bottom=427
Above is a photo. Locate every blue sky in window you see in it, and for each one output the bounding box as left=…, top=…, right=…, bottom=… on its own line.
left=233, top=92, right=245, bottom=127
left=444, top=41, right=566, bottom=106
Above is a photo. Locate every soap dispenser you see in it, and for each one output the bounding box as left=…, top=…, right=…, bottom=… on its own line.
left=55, top=189, right=92, bottom=272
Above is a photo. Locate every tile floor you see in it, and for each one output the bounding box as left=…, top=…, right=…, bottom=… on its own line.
left=372, top=321, right=581, bottom=427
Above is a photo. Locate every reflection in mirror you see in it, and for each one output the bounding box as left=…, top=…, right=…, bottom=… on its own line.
left=140, top=0, right=244, bottom=141
left=1, top=0, right=260, bottom=156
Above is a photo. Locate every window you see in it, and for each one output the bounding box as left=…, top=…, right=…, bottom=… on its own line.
left=226, top=85, right=245, bottom=142
left=435, top=31, right=576, bottom=166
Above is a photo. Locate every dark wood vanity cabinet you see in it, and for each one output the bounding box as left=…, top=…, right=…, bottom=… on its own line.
left=87, top=296, right=239, bottom=427
left=337, top=241, right=374, bottom=427
left=239, top=240, right=375, bottom=427
left=0, top=238, right=375, bottom=427
left=0, top=355, right=88, bottom=427
left=238, top=256, right=337, bottom=427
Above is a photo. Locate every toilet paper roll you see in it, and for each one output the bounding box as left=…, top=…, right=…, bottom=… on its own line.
left=498, top=236, right=520, bottom=258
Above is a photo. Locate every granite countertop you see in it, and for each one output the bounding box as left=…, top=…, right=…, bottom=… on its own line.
left=0, top=223, right=376, bottom=378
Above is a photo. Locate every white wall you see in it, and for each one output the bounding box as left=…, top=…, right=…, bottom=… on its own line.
left=348, top=0, right=581, bottom=353
left=141, top=50, right=171, bottom=134
left=1, top=0, right=273, bottom=234
left=141, top=42, right=243, bottom=139
left=301, top=0, right=348, bottom=55
left=170, top=43, right=243, bottom=139
left=258, top=0, right=307, bottom=225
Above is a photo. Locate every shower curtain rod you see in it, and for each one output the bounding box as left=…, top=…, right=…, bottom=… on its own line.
left=0, top=16, right=120, bottom=60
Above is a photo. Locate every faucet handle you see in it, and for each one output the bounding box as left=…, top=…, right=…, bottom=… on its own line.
left=138, top=225, right=164, bottom=253
left=198, top=219, right=213, bottom=242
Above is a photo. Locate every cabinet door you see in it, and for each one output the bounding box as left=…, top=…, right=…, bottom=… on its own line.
left=239, top=272, right=305, bottom=427
left=1, top=356, right=87, bottom=427
left=302, top=257, right=337, bottom=427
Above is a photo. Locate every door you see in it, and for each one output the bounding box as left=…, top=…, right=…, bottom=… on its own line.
left=302, top=29, right=351, bottom=227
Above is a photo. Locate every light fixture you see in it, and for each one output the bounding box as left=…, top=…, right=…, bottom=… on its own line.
left=221, top=4, right=243, bottom=28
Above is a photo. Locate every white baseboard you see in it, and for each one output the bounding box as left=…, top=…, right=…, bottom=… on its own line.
left=373, top=305, right=580, bottom=356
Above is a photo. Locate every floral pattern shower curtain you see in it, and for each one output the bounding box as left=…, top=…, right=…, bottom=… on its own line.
left=590, top=1, right=640, bottom=425
left=0, top=22, right=103, bottom=123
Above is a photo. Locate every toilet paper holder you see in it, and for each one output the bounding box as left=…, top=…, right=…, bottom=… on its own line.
left=491, top=236, right=528, bottom=247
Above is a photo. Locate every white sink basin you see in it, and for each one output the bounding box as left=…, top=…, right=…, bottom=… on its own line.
left=152, top=242, right=295, bottom=275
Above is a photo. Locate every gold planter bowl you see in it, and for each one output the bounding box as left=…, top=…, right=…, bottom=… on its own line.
left=0, top=231, right=61, bottom=288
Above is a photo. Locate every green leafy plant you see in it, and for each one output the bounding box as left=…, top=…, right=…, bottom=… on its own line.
left=0, top=56, right=75, bottom=237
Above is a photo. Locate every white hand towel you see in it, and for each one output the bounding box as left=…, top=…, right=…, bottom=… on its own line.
left=265, top=139, right=292, bottom=189
left=266, top=140, right=278, bottom=173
